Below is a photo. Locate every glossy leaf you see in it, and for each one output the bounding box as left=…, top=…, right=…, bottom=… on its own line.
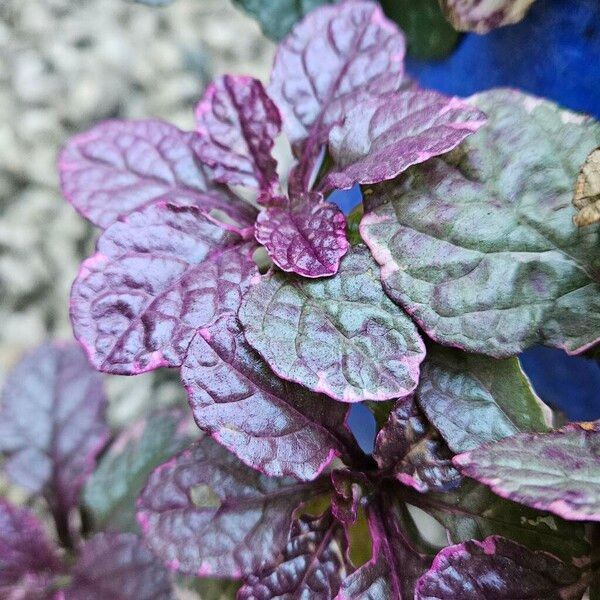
left=324, top=89, right=486, bottom=191
left=415, top=345, right=549, bottom=453
left=439, top=0, right=537, bottom=33
left=239, top=245, right=425, bottom=403
left=415, top=535, right=583, bottom=600
left=238, top=511, right=349, bottom=599
left=183, top=314, right=359, bottom=480
left=137, top=438, right=328, bottom=578
left=361, top=89, right=600, bottom=357
left=374, top=397, right=461, bottom=493
left=0, top=342, right=108, bottom=518
left=83, top=410, right=193, bottom=532
left=195, top=75, right=281, bottom=194
left=572, top=146, right=600, bottom=226
left=337, top=494, right=432, bottom=599
left=254, top=192, right=349, bottom=277
left=233, top=0, right=332, bottom=41
left=269, top=0, right=405, bottom=190
left=0, top=500, right=64, bottom=594
left=65, top=533, right=173, bottom=600
left=454, top=422, right=600, bottom=521
left=59, top=119, right=255, bottom=229
left=71, top=200, right=257, bottom=374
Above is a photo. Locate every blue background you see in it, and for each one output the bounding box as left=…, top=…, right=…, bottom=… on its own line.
left=337, top=0, right=600, bottom=448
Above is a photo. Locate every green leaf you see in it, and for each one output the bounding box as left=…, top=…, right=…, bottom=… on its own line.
left=414, top=480, right=590, bottom=564
left=361, top=89, right=600, bottom=357
left=233, top=0, right=333, bottom=41
left=182, top=577, right=239, bottom=600
left=454, top=422, right=600, bottom=522
left=83, top=410, right=193, bottom=532
left=239, top=245, right=426, bottom=403
left=416, top=344, right=550, bottom=453
left=380, top=0, right=459, bottom=59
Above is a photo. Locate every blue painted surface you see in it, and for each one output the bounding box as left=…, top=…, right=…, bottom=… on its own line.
left=328, top=184, right=363, bottom=213
left=520, top=348, right=600, bottom=421
left=348, top=403, right=377, bottom=454
left=407, top=0, right=600, bottom=118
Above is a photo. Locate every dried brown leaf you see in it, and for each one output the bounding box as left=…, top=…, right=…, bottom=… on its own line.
left=439, top=0, right=537, bottom=33
left=573, top=146, right=600, bottom=226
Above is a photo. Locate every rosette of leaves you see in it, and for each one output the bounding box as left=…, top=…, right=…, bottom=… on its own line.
left=54, top=0, right=600, bottom=598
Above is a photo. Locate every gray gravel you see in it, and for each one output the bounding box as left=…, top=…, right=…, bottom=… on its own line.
left=0, top=0, right=274, bottom=421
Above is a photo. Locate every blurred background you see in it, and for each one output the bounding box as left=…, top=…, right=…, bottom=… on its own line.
left=0, top=0, right=599, bottom=431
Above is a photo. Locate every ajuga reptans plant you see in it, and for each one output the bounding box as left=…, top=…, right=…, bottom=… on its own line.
left=3, top=1, right=600, bottom=598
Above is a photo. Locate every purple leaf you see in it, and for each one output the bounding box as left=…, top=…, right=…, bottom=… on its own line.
left=137, top=438, right=329, bottom=578
left=0, top=500, right=64, bottom=595
left=0, top=342, right=108, bottom=520
left=330, top=469, right=366, bottom=529
left=323, top=90, right=486, bottom=191
left=238, top=511, right=349, bottom=600
left=239, top=245, right=425, bottom=403
left=415, top=536, right=583, bottom=600
left=254, top=192, right=349, bottom=278
left=453, top=422, right=600, bottom=522
left=183, top=314, right=359, bottom=481
left=59, top=119, right=256, bottom=229
left=65, top=533, right=173, bottom=600
left=440, top=0, right=537, bottom=33
left=71, top=200, right=257, bottom=374
left=83, top=410, right=194, bottom=533
left=195, top=75, right=281, bottom=194
left=361, top=89, right=600, bottom=357
left=269, top=0, right=405, bottom=190
left=374, top=398, right=461, bottom=493
left=337, top=494, right=431, bottom=599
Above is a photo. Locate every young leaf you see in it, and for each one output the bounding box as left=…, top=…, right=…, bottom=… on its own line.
left=331, top=470, right=365, bottom=528
left=439, top=0, right=537, bottom=33
left=337, top=494, right=432, bottom=599
left=361, top=89, right=600, bottom=357
left=269, top=0, right=405, bottom=189
left=454, top=422, right=600, bottom=522
left=572, top=146, right=600, bottom=226
left=233, top=0, right=332, bottom=41
left=239, top=245, right=425, bottom=403
left=0, top=500, right=64, bottom=595
left=183, top=314, right=360, bottom=481
left=195, top=75, right=281, bottom=195
left=83, top=410, right=193, bottom=533
left=415, top=536, right=583, bottom=600
left=59, top=119, right=256, bottom=229
left=0, top=342, right=108, bottom=522
left=64, top=533, right=173, bottom=600
left=323, top=90, right=486, bottom=191
left=238, top=511, right=349, bottom=599
left=254, top=192, right=349, bottom=278
left=415, top=345, right=549, bottom=453
left=374, top=397, right=461, bottom=493
left=137, top=438, right=329, bottom=578
left=71, top=200, right=257, bottom=374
